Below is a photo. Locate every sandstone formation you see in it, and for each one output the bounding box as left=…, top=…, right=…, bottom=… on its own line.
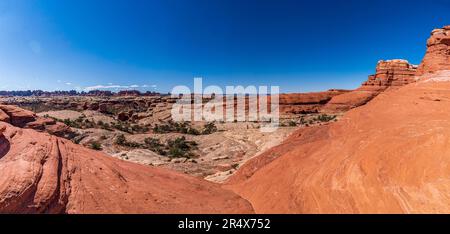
left=227, top=76, right=450, bottom=213
left=363, top=59, right=417, bottom=87
left=278, top=90, right=349, bottom=116
left=0, top=118, right=253, bottom=214
left=416, top=25, right=450, bottom=75
left=0, top=104, right=73, bottom=138
left=323, top=59, right=417, bottom=112
left=225, top=26, right=450, bottom=214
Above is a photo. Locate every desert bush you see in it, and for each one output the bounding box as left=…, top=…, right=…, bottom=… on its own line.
left=115, top=134, right=143, bottom=148
left=167, top=136, right=198, bottom=158
left=288, top=121, right=297, bottom=127
left=115, top=134, right=127, bottom=145
left=316, top=114, right=337, bottom=122
left=187, top=127, right=200, bottom=135
left=153, top=121, right=217, bottom=135
left=201, top=122, right=218, bottom=134
left=90, top=141, right=102, bottom=150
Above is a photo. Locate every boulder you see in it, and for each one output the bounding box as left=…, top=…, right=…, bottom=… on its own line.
left=118, top=111, right=130, bottom=121
left=0, top=104, right=36, bottom=127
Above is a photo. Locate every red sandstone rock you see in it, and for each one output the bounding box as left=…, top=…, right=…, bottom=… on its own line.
left=226, top=75, right=450, bottom=214
left=323, top=59, right=417, bottom=112
left=98, top=103, right=109, bottom=113
left=0, top=105, right=74, bottom=138
left=44, top=122, right=74, bottom=138
left=0, top=104, right=36, bottom=127
left=0, top=120, right=253, bottom=214
left=118, top=111, right=130, bottom=121
left=0, top=109, right=9, bottom=123
left=277, top=90, right=349, bottom=116
left=279, top=91, right=347, bottom=105
left=88, top=102, right=99, bottom=110
left=416, top=25, right=450, bottom=75
left=24, top=118, right=56, bottom=131
left=363, top=59, right=417, bottom=87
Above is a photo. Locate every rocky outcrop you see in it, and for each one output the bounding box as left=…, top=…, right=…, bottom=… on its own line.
left=0, top=119, right=253, bottom=214
left=279, top=90, right=349, bottom=115
left=0, top=109, right=9, bottom=123
left=416, top=25, right=450, bottom=75
left=323, top=59, right=417, bottom=112
left=0, top=104, right=36, bottom=127
left=0, top=105, right=74, bottom=138
left=226, top=75, right=450, bottom=213
left=363, top=59, right=417, bottom=87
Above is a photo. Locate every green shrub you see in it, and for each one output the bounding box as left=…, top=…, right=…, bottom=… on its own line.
left=90, top=141, right=102, bottom=150
left=115, top=134, right=126, bottom=145
left=202, top=122, right=218, bottom=134
left=187, top=127, right=200, bottom=135
left=115, top=134, right=143, bottom=148
left=167, top=136, right=198, bottom=158
left=316, top=114, right=337, bottom=122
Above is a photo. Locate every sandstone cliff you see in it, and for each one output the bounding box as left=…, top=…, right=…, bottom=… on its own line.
left=226, top=26, right=450, bottom=213
left=416, top=25, right=450, bottom=75
left=227, top=74, right=450, bottom=213
left=323, top=59, right=417, bottom=112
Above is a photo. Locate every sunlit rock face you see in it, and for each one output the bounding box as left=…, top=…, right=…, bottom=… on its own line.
left=323, top=59, right=417, bottom=113
left=227, top=74, right=450, bottom=214
left=362, top=59, right=417, bottom=87
left=416, top=25, right=450, bottom=75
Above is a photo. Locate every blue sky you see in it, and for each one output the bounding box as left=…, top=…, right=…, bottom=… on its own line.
left=1, top=0, right=450, bottom=93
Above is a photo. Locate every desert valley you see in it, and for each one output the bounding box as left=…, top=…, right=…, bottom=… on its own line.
left=1, top=25, right=450, bottom=214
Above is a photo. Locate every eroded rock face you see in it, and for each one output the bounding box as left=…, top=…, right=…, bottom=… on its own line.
left=0, top=109, right=9, bottom=123
left=279, top=90, right=349, bottom=115
left=0, top=120, right=253, bottom=214
left=417, top=25, right=450, bottom=75
left=0, top=104, right=36, bottom=127
left=363, top=59, right=417, bottom=87
left=0, top=105, right=74, bottom=138
left=227, top=76, right=450, bottom=214
left=323, top=59, right=417, bottom=112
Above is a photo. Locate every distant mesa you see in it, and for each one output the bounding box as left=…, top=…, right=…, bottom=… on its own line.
left=0, top=89, right=162, bottom=97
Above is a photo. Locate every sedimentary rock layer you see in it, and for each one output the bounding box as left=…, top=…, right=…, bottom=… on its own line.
left=417, top=25, right=450, bottom=75
left=323, top=59, right=417, bottom=112
left=227, top=74, right=450, bottom=213
left=0, top=110, right=253, bottom=214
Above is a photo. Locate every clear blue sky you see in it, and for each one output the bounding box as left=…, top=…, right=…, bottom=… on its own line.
left=1, top=0, right=450, bottom=93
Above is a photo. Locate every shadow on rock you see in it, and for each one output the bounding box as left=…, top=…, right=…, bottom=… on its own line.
left=0, top=134, right=10, bottom=159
